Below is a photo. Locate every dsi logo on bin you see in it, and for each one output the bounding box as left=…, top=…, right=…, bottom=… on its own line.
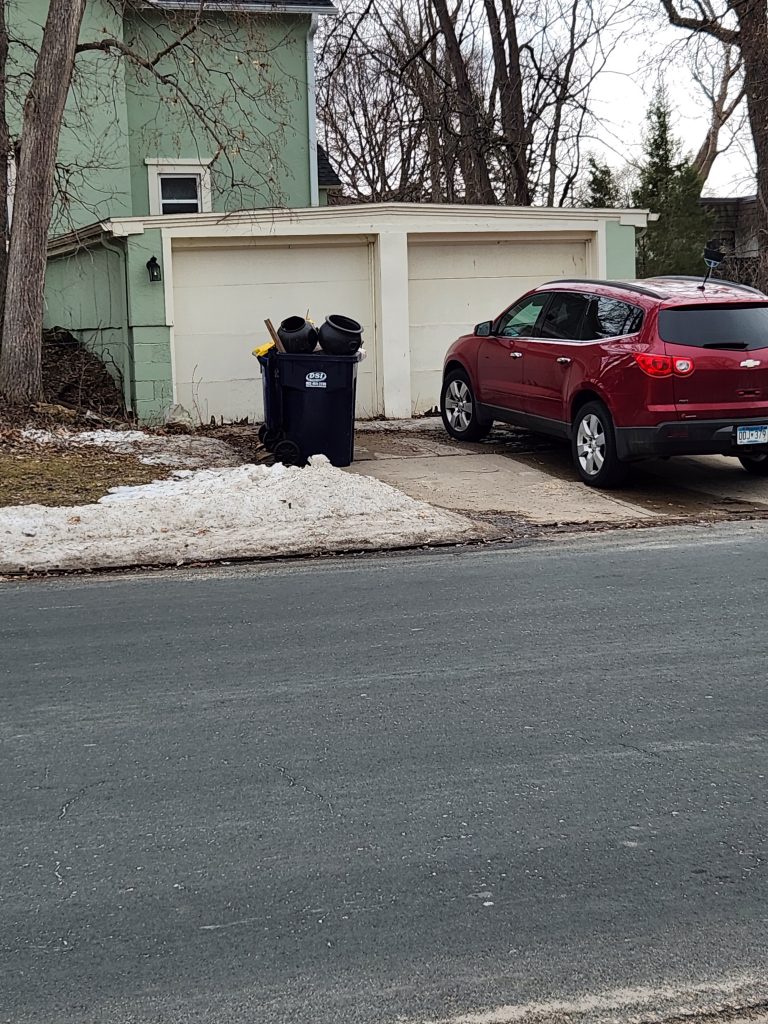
left=305, top=371, right=327, bottom=389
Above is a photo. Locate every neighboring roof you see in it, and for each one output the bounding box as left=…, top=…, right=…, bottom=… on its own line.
left=702, top=195, right=756, bottom=206
left=317, top=145, right=341, bottom=189
left=150, top=0, right=337, bottom=13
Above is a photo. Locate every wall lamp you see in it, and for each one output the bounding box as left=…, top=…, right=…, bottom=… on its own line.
left=146, top=256, right=162, bottom=283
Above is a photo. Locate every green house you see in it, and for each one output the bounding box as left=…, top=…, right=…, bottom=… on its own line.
left=19, top=0, right=335, bottom=419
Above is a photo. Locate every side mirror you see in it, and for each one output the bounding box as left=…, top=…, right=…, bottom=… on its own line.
left=474, top=320, right=493, bottom=337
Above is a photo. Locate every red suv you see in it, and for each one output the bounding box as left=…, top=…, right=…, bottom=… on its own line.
left=440, top=276, right=768, bottom=487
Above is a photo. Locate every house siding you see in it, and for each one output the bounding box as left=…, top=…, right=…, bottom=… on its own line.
left=14, top=1, right=312, bottom=232
left=11, top=0, right=134, bottom=233
left=123, top=11, right=312, bottom=216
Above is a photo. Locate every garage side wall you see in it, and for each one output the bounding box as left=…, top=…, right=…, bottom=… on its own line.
left=126, top=231, right=174, bottom=423
left=605, top=222, right=637, bottom=279
left=44, top=245, right=132, bottom=408
left=45, top=231, right=175, bottom=423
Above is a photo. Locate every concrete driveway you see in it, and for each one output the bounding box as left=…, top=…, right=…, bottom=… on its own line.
left=351, top=420, right=768, bottom=532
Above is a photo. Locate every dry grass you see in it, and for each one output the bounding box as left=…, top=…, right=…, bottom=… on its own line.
left=0, top=446, right=165, bottom=508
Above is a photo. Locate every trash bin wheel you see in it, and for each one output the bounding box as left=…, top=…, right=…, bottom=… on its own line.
left=261, top=427, right=284, bottom=451
left=274, top=439, right=302, bottom=466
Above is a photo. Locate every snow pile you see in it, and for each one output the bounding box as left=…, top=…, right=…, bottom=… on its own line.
left=21, top=428, right=241, bottom=469
left=23, top=428, right=149, bottom=446
left=0, top=456, right=483, bottom=573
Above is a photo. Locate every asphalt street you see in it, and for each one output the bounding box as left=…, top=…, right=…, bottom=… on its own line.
left=3, top=525, right=768, bottom=1024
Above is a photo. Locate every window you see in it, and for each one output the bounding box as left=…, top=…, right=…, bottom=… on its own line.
left=146, top=159, right=212, bottom=216
left=581, top=297, right=643, bottom=341
left=159, top=175, right=201, bottom=215
left=658, top=303, right=768, bottom=349
left=538, top=292, right=591, bottom=340
left=497, top=294, right=549, bottom=338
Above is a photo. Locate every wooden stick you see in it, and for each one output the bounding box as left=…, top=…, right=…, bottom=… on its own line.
left=264, top=318, right=286, bottom=353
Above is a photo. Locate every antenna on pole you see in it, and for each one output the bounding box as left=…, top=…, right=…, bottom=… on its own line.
left=700, top=239, right=725, bottom=292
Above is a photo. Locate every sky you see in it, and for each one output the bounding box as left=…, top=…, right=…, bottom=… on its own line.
left=588, top=14, right=754, bottom=198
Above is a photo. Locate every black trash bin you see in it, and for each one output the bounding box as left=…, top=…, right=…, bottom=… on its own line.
left=258, top=350, right=360, bottom=467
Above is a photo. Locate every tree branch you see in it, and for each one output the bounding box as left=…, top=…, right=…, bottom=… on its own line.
left=659, top=0, right=739, bottom=45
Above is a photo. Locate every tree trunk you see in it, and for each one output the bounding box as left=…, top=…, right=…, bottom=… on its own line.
left=0, top=0, right=9, bottom=343
left=429, top=0, right=497, bottom=204
left=734, top=1, right=768, bottom=286
left=692, top=122, right=721, bottom=185
left=546, top=1, right=579, bottom=207
left=0, top=0, right=86, bottom=406
left=499, top=0, right=530, bottom=205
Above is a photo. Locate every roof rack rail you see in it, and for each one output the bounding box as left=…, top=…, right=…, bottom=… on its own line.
left=543, top=278, right=666, bottom=299
left=646, top=275, right=766, bottom=297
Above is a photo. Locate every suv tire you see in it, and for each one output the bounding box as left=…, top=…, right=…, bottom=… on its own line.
left=441, top=369, right=492, bottom=442
left=571, top=400, right=628, bottom=488
left=739, top=453, right=768, bottom=475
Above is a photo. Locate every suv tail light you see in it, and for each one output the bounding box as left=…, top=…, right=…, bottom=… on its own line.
left=634, top=353, right=695, bottom=377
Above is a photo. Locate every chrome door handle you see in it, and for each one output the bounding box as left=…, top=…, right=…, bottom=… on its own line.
left=510, top=351, right=523, bottom=359
left=556, top=357, right=572, bottom=365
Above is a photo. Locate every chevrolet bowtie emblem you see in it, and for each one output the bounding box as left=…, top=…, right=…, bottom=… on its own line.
left=741, top=359, right=761, bottom=368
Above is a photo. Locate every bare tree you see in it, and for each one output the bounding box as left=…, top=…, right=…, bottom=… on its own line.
left=688, top=29, right=746, bottom=184
left=318, top=0, right=632, bottom=206
left=640, top=0, right=746, bottom=190
left=659, top=0, right=768, bottom=267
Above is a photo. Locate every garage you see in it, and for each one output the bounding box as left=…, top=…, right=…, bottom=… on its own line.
left=171, top=236, right=378, bottom=423
left=97, top=204, right=646, bottom=424
left=407, top=236, right=589, bottom=414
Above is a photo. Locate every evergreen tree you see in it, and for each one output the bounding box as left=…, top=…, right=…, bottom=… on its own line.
left=632, top=88, right=713, bottom=277
left=584, top=157, right=621, bottom=208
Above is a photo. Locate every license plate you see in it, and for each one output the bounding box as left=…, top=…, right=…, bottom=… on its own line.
left=737, top=425, right=768, bottom=445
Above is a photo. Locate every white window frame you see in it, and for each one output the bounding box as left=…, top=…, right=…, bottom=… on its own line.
left=146, top=158, right=213, bottom=216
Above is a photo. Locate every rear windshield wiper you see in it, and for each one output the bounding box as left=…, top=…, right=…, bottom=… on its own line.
left=701, top=341, right=749, bottom=349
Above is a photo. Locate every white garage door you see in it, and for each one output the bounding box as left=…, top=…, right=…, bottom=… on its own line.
left=407, top=238, right=588, bottom=414
left=172, top=239, right=378, bottom=423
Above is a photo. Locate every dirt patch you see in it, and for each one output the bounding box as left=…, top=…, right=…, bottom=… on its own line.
left=0, top=329, right=131, bottom=432
left=197, top=423, right=273, bottom=464
left=42, top=328, right=127, bottom=419
left=0, top=446, right=164, bottom=508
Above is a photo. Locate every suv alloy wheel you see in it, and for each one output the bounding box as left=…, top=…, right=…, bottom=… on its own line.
left=441, top=369, right=491, bottom=442
left=571, top=401, right=628, bottom=488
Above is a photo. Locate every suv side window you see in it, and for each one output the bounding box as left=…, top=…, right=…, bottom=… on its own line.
left=582, top=297, right=644, bottom=340
left=497, top=293, right=550, bottom=338
left=538, top=292, right=591, bottom=340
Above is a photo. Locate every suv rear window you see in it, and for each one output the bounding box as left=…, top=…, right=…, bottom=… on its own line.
left=659, top=304, right=768, bottom=349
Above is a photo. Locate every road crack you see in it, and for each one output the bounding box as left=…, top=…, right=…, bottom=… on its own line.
left=58, top=779, right=107, bottom=820
left=257, top=760, right=334, bottom=815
